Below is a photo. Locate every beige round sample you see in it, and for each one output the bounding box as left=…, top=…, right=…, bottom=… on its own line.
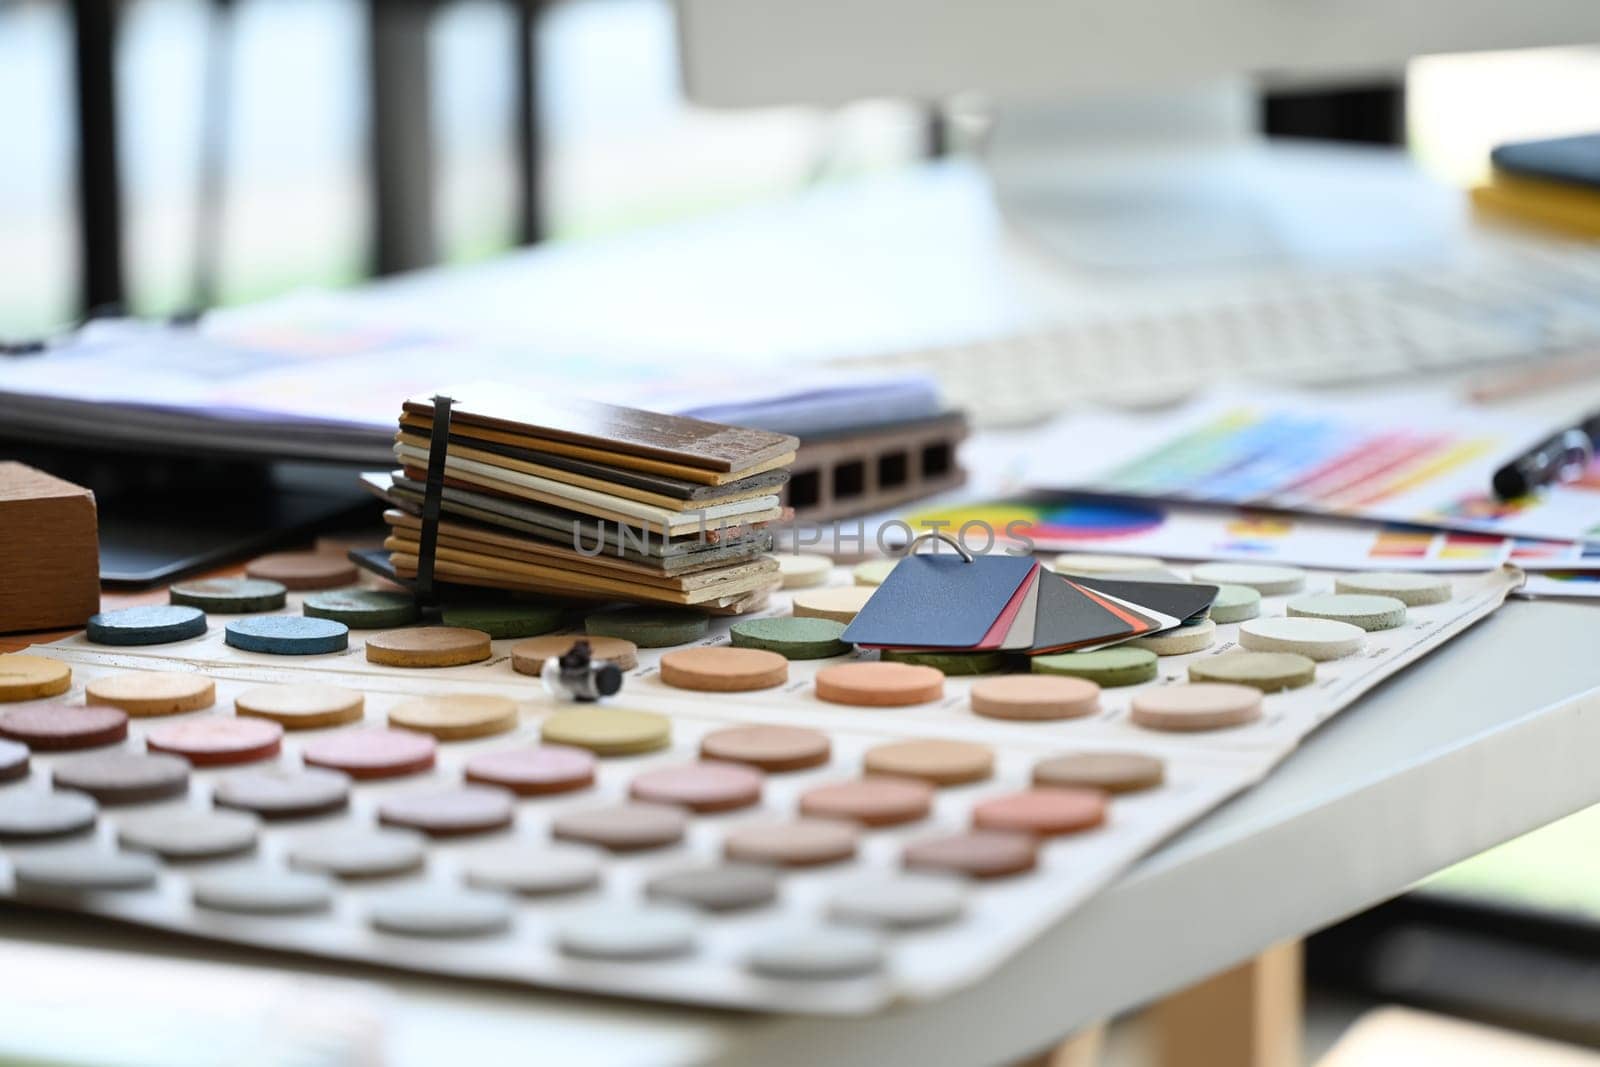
left=862, top=739, right=994, bottom=786
left=1239, top=616, right=1364, bottom=660
left=1033, top=752, right=1165, bottom=793
left=1287, top=593, right=1408, bottom=632
left=659, top=646, right=788, bottom=692
left=1334, top=571, right=1452, bottom=607
left=791, top=585, right=876, bottom=624
left=510, top=634, right=637, bottom=675
left=1189, top=651, right=1316, bottom=692
left=773, top=553, right=833, bottom=589
left=1131, top=683, right=1264, bottom=731
left=387, top=694, right=519, bottom=740
left=365, top=626, right=492, bottom=667
left=724, top=819, right=859, bottom=867
left=1190, top=562, right=1306, bottom=596
left=852, top=559, right=899, bottom=587
left=85, top=672, right=215, bottom=716
left=1128, top=618, right=1217, bottom=656
left=1052, top=553, right=1165, bottom=575
left=970, top=675, right=1102, bottom=721
left=235, top=683, right=364, bottom=729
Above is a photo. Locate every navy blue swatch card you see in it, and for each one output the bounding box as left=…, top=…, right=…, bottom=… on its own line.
left=842, top=554, right=1037, bottom=649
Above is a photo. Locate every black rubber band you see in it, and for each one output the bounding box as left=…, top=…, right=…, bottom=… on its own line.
left=415, top=394, right=453, bottom=605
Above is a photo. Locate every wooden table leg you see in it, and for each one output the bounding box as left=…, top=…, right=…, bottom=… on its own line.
left=1014, top=1022, right=1106, bottom=1067
left=1151, top=941, right=1303, bottom=1067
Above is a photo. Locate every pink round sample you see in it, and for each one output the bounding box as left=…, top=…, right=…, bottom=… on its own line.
left=464, top=745, right=597, bottom=796
left=301, top=727, right=437, bottom=779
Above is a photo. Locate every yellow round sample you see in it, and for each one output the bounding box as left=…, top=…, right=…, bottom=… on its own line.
left=387, top=694, right=519, bottom=740
left=85, top=671, right=215, bottom=716
left=541, top=707, right=670, bottom=756
left=0, top=655, right=71, bottom=702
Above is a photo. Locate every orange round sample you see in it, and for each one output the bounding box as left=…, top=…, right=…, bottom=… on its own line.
left=145, top=717, right=283, bottom=766
left=862, top=739, right=994, bottom=786
left=658, top=647, right=788, bottom=692
left=814, top=661, right=944, bottom=707
left=724, top=819, right=859, bottom=867
left=1130, top=683, right=1263, bottom=732
left=972, top=788, right=1107, bottom=837
left=245, top=551, right=358, bottom=590
left=799, top=777, right=934, bottom=827
left=364, top=627, right=492, bottom=668
left=629, top=761, right=764, bottom=812
left=903, top=831, right=1038, bottom=879
left=970, top=675, right=1101, bottom=721
left=699, top=724, right=830, bottom=772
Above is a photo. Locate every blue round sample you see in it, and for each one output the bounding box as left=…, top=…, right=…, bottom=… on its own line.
left=86, top=605, right=208, bottom=646
left=224, top=616, right=349, bottom=655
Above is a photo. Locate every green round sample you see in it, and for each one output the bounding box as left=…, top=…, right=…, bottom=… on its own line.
left=442, top=601, right=565, bottom=639
left=1333, top=571, right=1451, bottom=607
left=170, top=578, right=287, bottom=614
left=880, top=649, right=1010, bottom=675
left=586, top=606, right=709, bottom=648
left=304, top=589, right=419, bottom=629
left=1208, top=584, right=1262, bottom=624
left=729, top=616, right=850, bottom=659
left=1286, top=593, right=1408, bottom=632
left=1032, top=646, right=1158, bottom=687
left=1188, top=651, right=1315, bottom=692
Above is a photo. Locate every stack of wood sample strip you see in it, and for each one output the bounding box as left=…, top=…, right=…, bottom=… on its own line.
left=368, top=387, right=795, bottom=611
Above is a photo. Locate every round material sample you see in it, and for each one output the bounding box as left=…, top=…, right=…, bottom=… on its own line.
left=85, top=671, right=215, bottom=716
left=1031, top=647, right=1158, bottom=687
left=464, top=745, right=596, bottom=796
left=541, top=707, right=670, bottom=756
left=699, top=724, right=830, bottom=772
left=86, top=605, right=207, bottom=646
left=774, top=552, right=833, bottom=589
left=511, top=634, right=638, bottom=674
left=1132, top=683, right=1264, bottom=731
left=52, top=751, right=190, bottom=804
left=378, top=785, right=516, bottom=837
left=814, top=661, right=944, bottom=707
left=558, top=906, right=697, bottom=960
left=1287, top=593, right=1408, bottom=632
left=1033, top=752, right=1165, bottom=794
left=1052, top=553, right=1165, bottom=575
left=551, top=803, right=688, bottom=852
left=828, top=876, right=967, bottom=929
left=880, top=648, right=1009, bottom=675
left=747, top=929, right=883, bottom=979
left=659, top=646, right=788, bottom=692
left=11, top=847, right=158, bottom=893
left=723, top=819, right=859, bottom=867
left=302, top=589, right=418, bottom=629
left=169, top=577, right=286, bottom=614
left=0, top=789, right=98, bottom=840
left=245, top=551, right=358, bottom=590
left=290, top=828, right=427, bottom=879
left=193, top=868, right=333, bottom=914
left=369, top=889, right=512, bottom=937
left=1239, top=616, right=1365, bottom=660
left=0, top=738, right=29, bottom=781
left=903, top=831, right=1038, bottom=879
left=1334, top=571, right=1452, bottom=607
left=117, top=808, right=260, bottom=860
left=1129, top=617, right=1217, bottom=656
left=0, top=704, right=128, bottom=750
left=585, top=606, right=708, bottom=648
left=1208, top=583, right=1262, bottom=623
left=301, top=727, right=437, bottom=779
left=1188, top=651, right=1316, bottom=692
left=0, top=654, right=72, bottom=702
left=862, top=739, right=993, bottom=787
left=364, top=626, right=492, bottom=668
left=728, top=616, right=850, bottom=660
left=972, top=788, right=1108, bottom=836
left=212, top=766, right=351, bottom=819
left=225, top=615, right=349, bottom=655
left=629, top=761, right=764, bottom=813
left=851, top=558, right=900, bottom=587
left=1190, top=562, right=1306, bottom=596
left=462, top=847, right=601, bottom=896
left=790, top=585, right=876, bottom=624
left=234, top=683, right=364, bottom=729
left=646, top=864, right=779, bottom=912
left=145, top=717, right=283, bottom=766
left=799, top=777, right=934, bottom=827
left=440, top=602, right=565, bottom=639
left=970, top=675, right=1101, bottom=721
left=387, top=694, right=519, bottom=740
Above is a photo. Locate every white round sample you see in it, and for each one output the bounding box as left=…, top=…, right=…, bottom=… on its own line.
left=1287, top=593, right=1408, bottom=632
left=1128, top=618, right=1217, bottom=656
left=1190, top=563, right=1307, bottom=596
left=557, top=906, right=697, bottom=960
left=1238, top=616, right=1364, bottom=660
left=193, top=868, right=333, bottom=914
left=828, top=876, right=967, bottom=929
left=747, top=928, right=884, bottom=979
left=369, top=889, right=512, bottom=937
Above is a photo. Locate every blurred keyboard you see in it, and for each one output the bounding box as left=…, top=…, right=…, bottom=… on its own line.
left=831, top=241, right=1600, bottom=425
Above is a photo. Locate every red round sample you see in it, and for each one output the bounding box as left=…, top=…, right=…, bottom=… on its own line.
left=0, top=704, right=129, bottom=751
left=972, top=788, right=1108, bottom=837
left=301, top=727, right=437, bottom=779
left=464, top=746, right=596, bottom=796
left=628, top=761, right=764, bottom=813
left=145, top=717, right=284, bottom=766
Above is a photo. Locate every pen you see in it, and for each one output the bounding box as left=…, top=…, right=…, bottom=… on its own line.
left=1492, top=412, right=1600, bottom=499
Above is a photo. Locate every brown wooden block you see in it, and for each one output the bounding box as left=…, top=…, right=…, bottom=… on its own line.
left=0, top=463, right=99, bottom=633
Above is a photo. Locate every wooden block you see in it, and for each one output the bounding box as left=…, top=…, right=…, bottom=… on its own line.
left=0, top=464, right=99, bottom=633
